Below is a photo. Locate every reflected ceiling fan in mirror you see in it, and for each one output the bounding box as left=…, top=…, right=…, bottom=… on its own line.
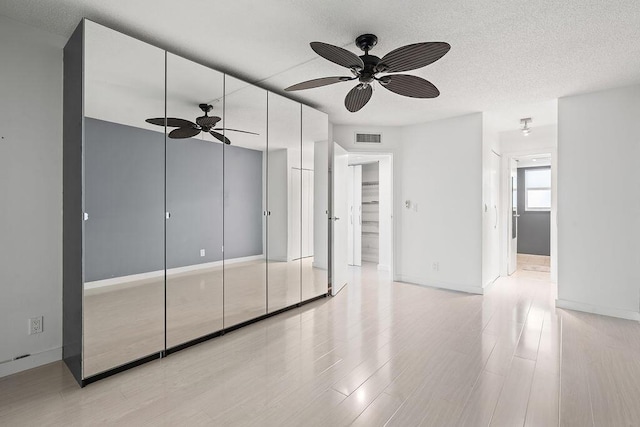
left=285, top=34, right=450, bottom=112
left=146, top=104, right=258, bottom=145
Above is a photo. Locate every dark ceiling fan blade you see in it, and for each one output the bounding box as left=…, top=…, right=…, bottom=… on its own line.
left=285, top=76, right=354, bottom=91
left=213, top=128, right=259, bottom=136
left=377, top=42, right=450, bottom=73
left=196, top=115, right=221, bottom=127
left=310, top=42, right=364, bottom=70
left=378, top=74, right=440, bottom=98
left=209, top=130, right=231, bottom=145
left=344, top=84, right=373, bottom=113
left=146, top=117, right=197, bottom=128
left=168, top=127, right=202, bottom=139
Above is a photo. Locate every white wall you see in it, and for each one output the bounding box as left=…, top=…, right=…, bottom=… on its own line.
left=332, top=125, right=403, bottom=155
left=557, top=85, right=640, bottom=320
left=0, top=16, right=65, bottom=376
left=377, top=157, right=392, bottom=272
left=399, top=114, right=484, bottom=293
left=334, top=114, right=485, bottom=294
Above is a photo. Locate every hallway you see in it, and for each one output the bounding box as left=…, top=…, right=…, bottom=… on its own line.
left=1, top=264, right=639, bottom=425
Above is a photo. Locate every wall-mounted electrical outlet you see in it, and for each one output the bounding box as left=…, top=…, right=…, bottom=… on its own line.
left=200, top=249, right=206, bottom=257
left=432, top=262, right=439, bottom=272
left=29, top=316, right=43, bottom=335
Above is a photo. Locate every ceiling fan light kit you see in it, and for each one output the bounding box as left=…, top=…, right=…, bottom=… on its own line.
left=285, top=33, right=450, bottom=112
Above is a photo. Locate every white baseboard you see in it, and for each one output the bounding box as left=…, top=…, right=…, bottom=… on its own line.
left=483, top=276, right=499, bottom=292
left=0, top=347, right=62, bottom=378
left=396, top=274, right=484, bottom=295
left=267, top=256, right=288, bottom=262
left=85, top=254, right=264, bottom=290
left=556, top=299, right=640, bottom=321
left=312, top=261, right=328, bottom=270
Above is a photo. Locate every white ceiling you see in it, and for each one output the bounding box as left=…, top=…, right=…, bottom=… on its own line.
left=485, top=99, right=557, bottom=133
left=2, top=0, right=640, bottom=126
left=516, top=154, right=552, bottom=168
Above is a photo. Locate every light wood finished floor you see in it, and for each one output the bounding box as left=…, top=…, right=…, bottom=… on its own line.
left=517, top=254, right=551, bottom=273
left=2, top=264, right=640, bottom=425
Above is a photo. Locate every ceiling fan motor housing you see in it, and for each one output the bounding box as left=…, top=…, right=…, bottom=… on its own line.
left=358, top=54, right=381, bottom=85
left=199, top=103, right=213, bottom=113
left=355, top=34, right=378, bottom=52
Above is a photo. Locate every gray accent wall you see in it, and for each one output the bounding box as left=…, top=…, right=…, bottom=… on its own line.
left=224, top=144, right=265, bottom=259
left=84, top=118, right=165, bottom=282
left=166, top=137, right=223, bottom=269
left=84, top=118, right=264, bottom=282
left=517, top=167, right=551, bottom=256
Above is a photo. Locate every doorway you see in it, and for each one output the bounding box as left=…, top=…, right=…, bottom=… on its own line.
left=506, top=153, right=554, bottom=275
left=346, top=153, right=393, bottom=276
left=485, top=99, right=558, bottom=283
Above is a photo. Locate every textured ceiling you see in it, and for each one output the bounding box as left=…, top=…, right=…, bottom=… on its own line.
left=486, top=99, right=558, bottom=132
left=2, top=0, right=639, bottom=127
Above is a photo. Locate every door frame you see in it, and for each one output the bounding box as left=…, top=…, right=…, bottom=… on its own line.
left=345, top=151, right=394, bottom=279
left=347, top=164, right=362, bottom=266
left=500, top=148, right=557, bottom=283
left=330, top=142, right=349, bottom=295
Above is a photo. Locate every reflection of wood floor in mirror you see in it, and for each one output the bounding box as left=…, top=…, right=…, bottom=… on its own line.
left=83, top=257, right=327, bottom=377
left=4, top=263, right=640, bottom=425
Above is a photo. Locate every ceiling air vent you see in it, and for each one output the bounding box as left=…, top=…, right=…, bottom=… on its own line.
left=355, top=132, right=382, bottom=144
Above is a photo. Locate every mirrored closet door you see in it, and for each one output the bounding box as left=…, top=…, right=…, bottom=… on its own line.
left=164, top=53, right=225, bottom=348
left=267, top=93, right=302, bottom=312
left=301, top=105, right=329, bottom=300
left=65, top=19, right=331, bottom=385
left=223, top=76, right=268, bottom=327
left=82, top=21, right=166, bottom=377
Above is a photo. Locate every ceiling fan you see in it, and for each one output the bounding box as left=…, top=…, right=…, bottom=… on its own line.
left=285, top=34, right=450, bottom=112
left=146, top=104, right=258, bottom=145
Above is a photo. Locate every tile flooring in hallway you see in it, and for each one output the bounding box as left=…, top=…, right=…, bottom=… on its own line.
left=2, top=263, right=640, bottom=426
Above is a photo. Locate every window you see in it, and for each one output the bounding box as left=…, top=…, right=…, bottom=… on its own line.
left=525, top=168, right=551, bottom=211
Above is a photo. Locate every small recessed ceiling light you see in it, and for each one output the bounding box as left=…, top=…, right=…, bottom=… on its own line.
left=532, top=158, right=537, bottom=162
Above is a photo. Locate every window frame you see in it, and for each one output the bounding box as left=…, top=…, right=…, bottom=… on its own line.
left=524, top=167, right=551, bottom=212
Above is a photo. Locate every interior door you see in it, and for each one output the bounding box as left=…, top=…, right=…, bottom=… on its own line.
left=347, top=166, right=354, bottom=266
left=352, top=165, right=362, bottom=266
left=347, top=165, right=362, bottom=266
left=508, top=158, right=518, bottom=274
left=332, top=142, right=349, bottom=295
left=487, top=151, right=500, bottom=282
